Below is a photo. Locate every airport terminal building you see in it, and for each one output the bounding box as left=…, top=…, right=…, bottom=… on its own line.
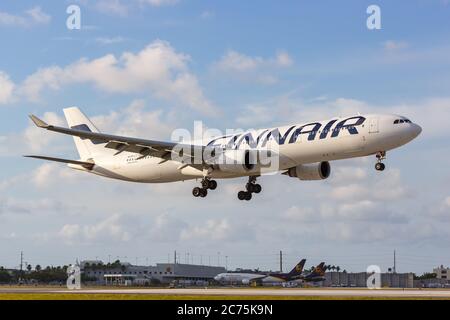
left=81, top=261, right=226, bottom=285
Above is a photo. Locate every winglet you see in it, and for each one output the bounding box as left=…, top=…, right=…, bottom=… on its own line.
left=29, top=114, right=49, bottom=128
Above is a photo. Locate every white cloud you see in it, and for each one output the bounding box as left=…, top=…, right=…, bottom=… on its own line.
left=96, top=0, right=129, bottom=16
left=58, top=224, right=80, bottom=240
left=217, top=50, right=293, bottom=72
left=275, top=51, right=294, bottom=67
left=0, top=196, right=66, bottom=215
left=283, top=206, right=316, bottom=222
left=95, top=36, right=125, bottom=45
left=214, top=50, right=293, bottom=85
left=0, top=71, right=15, bottom=104
left=0, top=6, right=51, bottom=27
left=25, top=6, right=51, bottom=24
left=23, top=111, right=65, bottom=152
left=59, top=214, right=130, bottom=244
left=330, top=168, right=409, bottom=202
left=139, top=0, right=179, bottom=7
left=148, top=213, right=187, bottom=242
left=0, top=11, right=27, bottom=27
left=180, top=218, right=253, bottom=242
left=445, top=196, right=450, bottom=208
left=32, top=163, right=55, bottom=187
left=20, top=40, right=217, bottom=115
left=181, top=219, right=231, bottom=241
left=27, top=162, right=83, bottom=189
left=235, top=105, right=274, bottom=127
left=91, top=99, right=175, bottom=138
left=383, top=40, right=408, bottom=51
left=217, top=51, right=264, bottom=72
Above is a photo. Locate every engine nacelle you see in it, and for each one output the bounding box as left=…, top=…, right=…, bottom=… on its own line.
left=286, top=161, right=331, bottom=180
left=242, top=279, right=250, bottom=285
left=212, top=149, right=256, bottom=173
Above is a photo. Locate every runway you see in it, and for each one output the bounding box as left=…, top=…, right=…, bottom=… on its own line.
left=1, top=287, right=450, bottom=298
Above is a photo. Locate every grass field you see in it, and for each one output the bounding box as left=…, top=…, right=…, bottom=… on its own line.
left=0, top=293, right=449, bottom=300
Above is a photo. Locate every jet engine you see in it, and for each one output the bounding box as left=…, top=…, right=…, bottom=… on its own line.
left=211, top=149, right=257, bottom=173
left=285, top=161, right=331, bottom=180
left=242, top=279, right=250, bottom=285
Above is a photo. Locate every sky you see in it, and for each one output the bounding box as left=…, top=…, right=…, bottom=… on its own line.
left=0, top=0, right=449, bottom=274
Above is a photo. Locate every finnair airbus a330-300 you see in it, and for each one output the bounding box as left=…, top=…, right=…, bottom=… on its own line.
left=26, top=107, right=421, bottom=201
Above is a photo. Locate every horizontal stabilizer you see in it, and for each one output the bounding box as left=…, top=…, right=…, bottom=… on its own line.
left=29, top=115, right=49, bottom=128
left=24, top=155, right=95, bottom=170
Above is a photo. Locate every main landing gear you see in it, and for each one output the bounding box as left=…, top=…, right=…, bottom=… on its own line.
left=375, top=151, right=386, bottom=171
left=192, top=178, right=217, bottom=198
left=237, top=176, right=262, bottom=201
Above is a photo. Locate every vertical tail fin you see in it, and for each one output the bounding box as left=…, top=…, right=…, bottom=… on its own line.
left=63, top=107, right=110, bottom=159
left=288, top=259, right=306, bottom=276
left=312, top=262, right=326, bottom=276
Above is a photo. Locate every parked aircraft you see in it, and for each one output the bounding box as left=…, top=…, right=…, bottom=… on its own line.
left=213, top=259, right=306, bottom=285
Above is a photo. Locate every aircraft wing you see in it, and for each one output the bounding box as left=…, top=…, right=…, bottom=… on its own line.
left=29, top=114, right=204, bottom=160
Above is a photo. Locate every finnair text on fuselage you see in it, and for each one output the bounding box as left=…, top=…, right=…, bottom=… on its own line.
left=206, top=116, right=365, bottom=149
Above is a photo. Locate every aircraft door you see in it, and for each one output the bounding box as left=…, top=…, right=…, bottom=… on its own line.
left=369, top=117, right=379, bottom=134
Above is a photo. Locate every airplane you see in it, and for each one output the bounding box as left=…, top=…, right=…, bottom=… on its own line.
left=25, top=107, right=422, bottom=200
left=301, top=262, right=327, bottom=283
left=213, top=259, right=307, bottom=285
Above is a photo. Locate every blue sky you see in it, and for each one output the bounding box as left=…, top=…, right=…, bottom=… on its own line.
left=0, top=0, right=449, bottom=274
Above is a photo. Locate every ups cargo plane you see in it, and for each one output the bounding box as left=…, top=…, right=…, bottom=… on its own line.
left=26, top=107, right=421, bottom=201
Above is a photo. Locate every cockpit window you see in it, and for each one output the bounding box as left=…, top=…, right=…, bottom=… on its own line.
left=394, top=118, right=412, bottom=124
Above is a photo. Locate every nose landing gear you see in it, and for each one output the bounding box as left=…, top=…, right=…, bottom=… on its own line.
left=375, top=151, right=386, bottom=171
left=237, top=176, right=262, bottom=201
left=193, top=178, right=217, bottom=198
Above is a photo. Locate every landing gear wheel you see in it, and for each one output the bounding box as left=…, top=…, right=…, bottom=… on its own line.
left=238, top=191, right=247, bottom=201
left=199, top=188, right=208, bottom=197
left=208, top=180, right=217, bottom=190
left=244, top=192, right=252, bottom=201
left=375, top=162, right=385, bottom=171
left=253, top=184, right=262, bottom=194
left=201, top=180, right=209, bottom=189
left=192, top=187, right=201, bottom=197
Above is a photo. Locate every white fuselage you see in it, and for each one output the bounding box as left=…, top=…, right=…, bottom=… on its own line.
left=73, top=113, right=421, bottom=183
left=214, top=273, right=286, bottom=284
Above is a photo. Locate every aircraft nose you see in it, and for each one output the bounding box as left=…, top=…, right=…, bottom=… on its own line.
left=411, top=123, right=422, bottom=138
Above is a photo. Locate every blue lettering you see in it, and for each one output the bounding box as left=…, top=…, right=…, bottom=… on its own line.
left=331, top=116, right=366, bottom=138
left=236, top=129, right=268, bottom=148
left=289, top=122, right=322, bottom=143
left=319, top=119, right=338, bottom=139
left=260, top=126, right=295, bottom=147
